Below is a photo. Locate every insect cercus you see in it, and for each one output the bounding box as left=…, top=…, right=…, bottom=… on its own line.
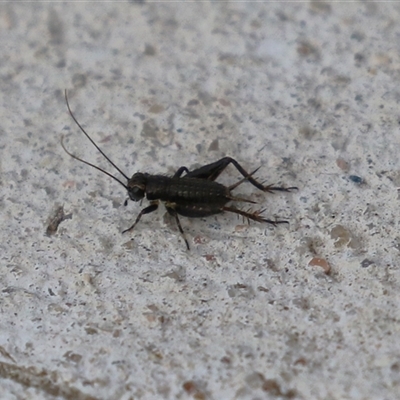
left=62, top=90, right=297, bottom=250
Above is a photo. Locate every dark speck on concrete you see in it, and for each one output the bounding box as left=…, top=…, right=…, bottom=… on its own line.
left=349, top=175, right=363, bottom=184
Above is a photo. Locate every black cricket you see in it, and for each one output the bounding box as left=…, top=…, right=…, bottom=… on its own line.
left=62, top=90, right=296, bottom=250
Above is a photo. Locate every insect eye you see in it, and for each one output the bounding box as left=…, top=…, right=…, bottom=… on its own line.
left=129, top=186, right=144, bottom=201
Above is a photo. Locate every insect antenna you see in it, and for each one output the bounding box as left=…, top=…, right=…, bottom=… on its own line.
left=63, top=89, right=129, bottom=189
left=61, top=136, right=128, bottom=189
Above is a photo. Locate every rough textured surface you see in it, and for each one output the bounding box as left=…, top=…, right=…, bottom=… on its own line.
left=1, top=3, right=400, bottom=399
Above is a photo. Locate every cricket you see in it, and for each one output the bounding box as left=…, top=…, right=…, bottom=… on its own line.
left=62, top=90, right=296, bottom=250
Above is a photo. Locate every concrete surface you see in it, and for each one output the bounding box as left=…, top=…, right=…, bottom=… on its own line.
left=0, top=2, right=400, bottom=399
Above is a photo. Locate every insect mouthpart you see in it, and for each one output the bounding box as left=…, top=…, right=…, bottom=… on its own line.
left=128, top=186, right=145, bottom=202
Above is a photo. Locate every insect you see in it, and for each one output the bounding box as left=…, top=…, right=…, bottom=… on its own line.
left=62, top=90, right=297, bottom=250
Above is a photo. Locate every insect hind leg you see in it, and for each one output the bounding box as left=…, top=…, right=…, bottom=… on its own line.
left=223, top=157, right=297, bottom=193
left=228, top=166, right=261, bottom=191
left=185, top=157, right=296, bottom=193
left=182, top=157, right=235, bottom=181
left=186, top=157, right=262, bottom=186
left=223, top=206, right=289, bottom=225
left=173, top=166, right=190, bottom=178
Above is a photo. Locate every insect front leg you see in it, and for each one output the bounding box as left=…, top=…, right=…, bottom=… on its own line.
left=122, top=202, right=158, bottom=234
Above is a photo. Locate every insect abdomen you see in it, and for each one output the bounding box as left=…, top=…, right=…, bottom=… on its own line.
left=171, top=203, right=225, bottom=218
left=146, top=176, right=230, bottom=206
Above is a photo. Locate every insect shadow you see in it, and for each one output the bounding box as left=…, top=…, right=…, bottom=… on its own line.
left=62, top=90, right=297, bottom=250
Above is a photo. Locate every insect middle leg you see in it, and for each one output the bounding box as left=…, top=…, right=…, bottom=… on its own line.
left=122, top=202, right=158, bottom=234
left=223, top=206, right=289, bottom=225
left=166, top=207, right=190, bottom=250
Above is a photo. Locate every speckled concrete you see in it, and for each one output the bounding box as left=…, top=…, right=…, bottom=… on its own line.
left=1, top=3, right=400, bottom=400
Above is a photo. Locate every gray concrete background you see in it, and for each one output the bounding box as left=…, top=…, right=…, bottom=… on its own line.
left=1, top=2, right=399, bottom=399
